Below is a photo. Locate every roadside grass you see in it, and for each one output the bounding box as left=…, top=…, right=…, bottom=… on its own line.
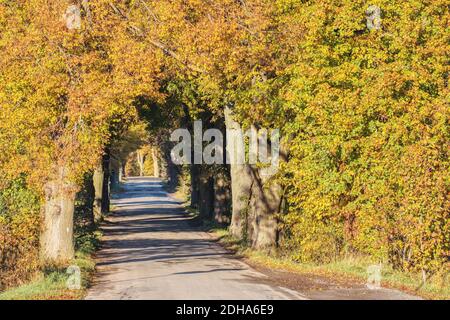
left=0, top=227, right=101, bottom=300
left=208, top=227, right=450, bottom=300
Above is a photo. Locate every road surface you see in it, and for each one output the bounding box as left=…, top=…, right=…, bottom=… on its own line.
left=85, top=177, right=305, bottom=300
left=85, top=177, right=420, bottom=300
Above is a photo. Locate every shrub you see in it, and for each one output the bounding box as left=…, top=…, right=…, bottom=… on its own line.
left=0, top=177, right=40, bottom=290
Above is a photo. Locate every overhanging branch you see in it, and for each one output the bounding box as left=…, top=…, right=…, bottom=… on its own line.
left=109, top=2, right=205, bottom=74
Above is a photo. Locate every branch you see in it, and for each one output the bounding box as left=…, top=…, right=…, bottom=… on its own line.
left=109, top=2, right=205, bottom=73
left=139, top=0, right=160, bottom=23
left=82, top=0, right=93, bottom=26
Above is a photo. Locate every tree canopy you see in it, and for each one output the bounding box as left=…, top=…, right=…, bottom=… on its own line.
left=0, top=0, right=448, bottom=290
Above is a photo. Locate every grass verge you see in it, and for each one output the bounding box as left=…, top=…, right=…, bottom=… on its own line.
left=0, top=227, right=101, bottom=300
left=208, top=226, right=449, bottom=300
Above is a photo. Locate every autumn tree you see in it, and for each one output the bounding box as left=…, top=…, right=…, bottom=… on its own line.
left=1, top=0, right=447, bottom=279
left=0, top=0, right=163, bottom=263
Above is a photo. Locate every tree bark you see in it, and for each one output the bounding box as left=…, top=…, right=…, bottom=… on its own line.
left=158, top=144, right=169, bottom=181
left=247, top=136, right=288, bottom=249
left=152, top=147, right=160, bottom=178
left=161, top=140, right=178, bottom=189
left=190, top=164, right=200, bottom=208
left=248, top=168, right=281, bottom=249
left=121, top=161, right=126, bottom=181
left=167, top=158, right=178, bottom=188
left=137, top=150, right=145, bottom=176
left=198, top=170, right=214, bottom=219
left=92, top=166, right=103, bottom=222
left=85, top=173, right=96, bottom=226
left=118, top=161, right=124, bottom=182
left=224, top=105, right=253, bottom=239
left=101, top=149, right=111, bottom=214
left=213, top=169, right=231, bottom=224
left=110, top=158, right=120, bottom=191
left=40, top=169, right=77, bottom=264
left=228, top=164, right=254, bottom=239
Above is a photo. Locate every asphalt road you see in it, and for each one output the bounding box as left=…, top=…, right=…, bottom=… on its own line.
left=85, top=177, right=420, bottom=300
left=85, top=177, right=306, bottom=300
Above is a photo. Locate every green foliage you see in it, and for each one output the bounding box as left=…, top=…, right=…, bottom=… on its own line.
left=273, top=0, right=449, bottom=275
left=0, top=177, right=40, bottom=291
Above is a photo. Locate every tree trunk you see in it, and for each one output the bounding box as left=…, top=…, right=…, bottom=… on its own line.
left=85, top=173, right=96, bottom=226
left=92, top=166, right=103, bottom=222
left=213, top=169, right=231, bottom=224
left=137, top=150, right=145, bottom=177
left=118, top=161, right=124, bottom=182
left=224, top=105, right=253, bottom=239
left=161, top=140, right=179, bottom=189
left=152, top=147, right=160, bottom=178
left=110, top=160, right=120, bottom=191
left=167, top=159, right=179, bottom=189
left=198, top=170, right=214, bottom=219
left=190, top=164, right=200, bottom=208
left=101, top=149, right=111, bottom=214
left=248, top=168, right=281, bottom=250
left=158, top=144, right=169, bottom=181
left=228, top=164, right=254, bottom=239
left=40, top=170, right=77, bottom=264
left=247, top=136, right=288, bottom=249
left=121, top=161, right=126, bottom=181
